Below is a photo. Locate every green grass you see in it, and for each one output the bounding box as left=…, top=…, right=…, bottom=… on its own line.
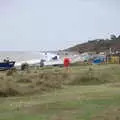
left=0, top=64, right=120, bottom=120
left=0, top=85, right=120, bottom=120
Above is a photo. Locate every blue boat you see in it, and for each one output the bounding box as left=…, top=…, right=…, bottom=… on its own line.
left=0, top=59, right=15, bottom=70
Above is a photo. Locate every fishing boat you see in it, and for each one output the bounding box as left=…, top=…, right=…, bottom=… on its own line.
left=0, top=59, right=15, bottom=70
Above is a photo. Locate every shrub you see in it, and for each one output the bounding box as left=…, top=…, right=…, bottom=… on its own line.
left=21, top=63, right=29, bottom=71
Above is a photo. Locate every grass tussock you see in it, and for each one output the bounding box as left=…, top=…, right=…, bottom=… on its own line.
left=68, top=68, right=103, bottom=85
left=0, top=79, right=21, bottom=97
left=0, top=69, right=69, bottom=97
left=6, top=68, right=17, bottom=76
left=92, top=107, right=120, bottom=120
left=0, top=65, right=120, bottom=97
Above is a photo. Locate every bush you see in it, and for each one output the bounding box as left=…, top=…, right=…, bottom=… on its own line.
left=21, top=63, right=29, bottom=71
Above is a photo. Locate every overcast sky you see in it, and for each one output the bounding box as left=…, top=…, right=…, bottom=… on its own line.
left=0, top=0, right=120, bottom=51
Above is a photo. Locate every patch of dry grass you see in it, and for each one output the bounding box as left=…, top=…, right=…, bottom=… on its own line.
left=0, top=65, right=120, bottom=97
left=0, top=79, right=21, bottom=97
left=0, top=69, right=69, bottom=97
left=92, top=107, right=120, bottom=120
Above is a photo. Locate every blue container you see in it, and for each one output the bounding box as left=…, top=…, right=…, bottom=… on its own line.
left=93, top=56, right=105, bottom=64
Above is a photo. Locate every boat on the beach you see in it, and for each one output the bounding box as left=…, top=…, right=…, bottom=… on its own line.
left=0, top=59, right=15, bottom=70
left=15, top=52, right=63, bottom=68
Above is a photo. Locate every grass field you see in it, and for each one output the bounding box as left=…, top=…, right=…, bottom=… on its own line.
left=0, top=64, right=120, bottom=120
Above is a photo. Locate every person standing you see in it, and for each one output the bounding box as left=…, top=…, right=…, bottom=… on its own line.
left=64, top=57, right=70, bottom=72
left=40, top=59, right=44, bottom=67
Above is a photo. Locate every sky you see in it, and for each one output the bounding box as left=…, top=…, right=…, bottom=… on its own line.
left=0, top=0, right=120, bottom=51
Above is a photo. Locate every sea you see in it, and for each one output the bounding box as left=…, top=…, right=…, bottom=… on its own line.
left=0, top=51, right=43, bottom=62
left=0, top=51, right=75, bottom=63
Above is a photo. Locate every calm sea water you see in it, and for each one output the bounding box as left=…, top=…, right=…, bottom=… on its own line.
left=0, top=51, right=43, bottom=62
